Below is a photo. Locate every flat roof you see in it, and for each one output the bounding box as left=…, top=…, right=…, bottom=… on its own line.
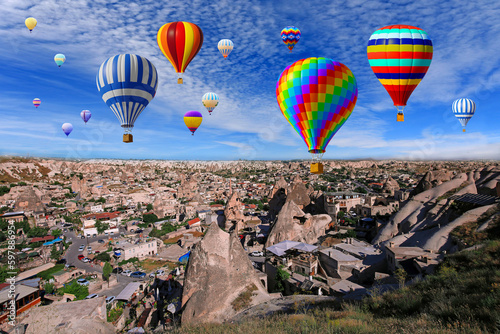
left=0, top=284, right=38, bottom=304
left=16, top=263, right=55, bottom=281
left=116, top=282, right=142, bottom=301
left=320, top=248, right=359, bottom=262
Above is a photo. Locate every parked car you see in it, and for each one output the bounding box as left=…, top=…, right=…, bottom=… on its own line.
left=80, top=235, right=85, bottom=239
left=78, top=255, right=85, bottom=261
left=110, top=231, right=114, bottom=235
left=106, top=296, right=116, bottom=304
left=93, top=234, right=97, bottom=238
left=121, top=270, right=132, bottom=276
left=87, top=246, right=92, bottom=251
left=130, top=271, right=146, bottom=279
left=78, top=245, right=85, bottom=252
left=77, top=279, right=89, bottom=286
left=56, top=258, right=66, bottom=264
left=98, top=239, right=105, bottom=244
left=249, top=251, right=264, bottom=257
left=135, top=229, right=143, bottom=234
left=82, top=257, right=90, bottom=263
left=85, top=293, right=98, bottom=299
left=149, top=269, right=165, bottom=278
left=104, top=232, right=109, bottom=236
left=112, top=267, right=123, bottom=274
left=63, top=229, right=68, bottom=233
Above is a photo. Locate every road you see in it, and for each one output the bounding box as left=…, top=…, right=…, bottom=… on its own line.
left=353, top=180, right=372, bottom=194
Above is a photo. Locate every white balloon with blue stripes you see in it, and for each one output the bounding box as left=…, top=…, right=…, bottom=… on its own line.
left=201, top=92, right=219, bottom=115
left=96, top=54, right=158, bottom=132
left=218, top=39, right=234, bottom=58
left=452, top=98, right=475, bottom=131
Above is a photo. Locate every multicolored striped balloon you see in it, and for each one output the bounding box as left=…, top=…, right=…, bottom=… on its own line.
left=54, top=53, right=66, bottom=67
left=157, top=21, right=204, bottom=84
left=201, top=92, right=219, bottom=115
left=80, top=110, right=91, bottom=124
left=280, top=26, right=301, bottom=52
left=218, top=39, right=234, bottom=59
left=184, top=111, right=203, bottom=135
left=96, top=54, right=158, bottom=141
left=62, top=123, right=73, bottom=136
left=33, top=98, right=41, bottom=108
left=276, top=57, right=358, bottom=156
left=452, top=98, right=476, bottom=132
left=367, top=25, right=433, bottom=121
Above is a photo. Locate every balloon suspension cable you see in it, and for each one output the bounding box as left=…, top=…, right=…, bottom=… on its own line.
left=311, top=152, right=324, bottom=162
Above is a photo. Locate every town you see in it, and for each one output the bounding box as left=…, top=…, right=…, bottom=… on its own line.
left=0, top=157, right=498, bottom=333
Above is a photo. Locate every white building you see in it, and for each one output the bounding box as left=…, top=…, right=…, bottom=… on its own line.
left=121, top=240, right=158, bottom=260
left=91, top=205, right=104, bottom=213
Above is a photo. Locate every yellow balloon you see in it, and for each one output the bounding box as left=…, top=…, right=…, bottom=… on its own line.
left=25, top=17, right=37, bottom=32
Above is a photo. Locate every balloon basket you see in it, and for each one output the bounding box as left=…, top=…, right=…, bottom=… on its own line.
left=123, top=134, right=133, bottom=143
left=463, top=129, right=466, bottom=132
left=397, top=113, right=404, bottom=122
left=310, top=162, right=323, bottom=174
left=177, top=78, right=183, bottom=84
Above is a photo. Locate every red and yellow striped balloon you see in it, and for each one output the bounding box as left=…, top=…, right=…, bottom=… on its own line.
left=157, top=21, right=204, bottom=84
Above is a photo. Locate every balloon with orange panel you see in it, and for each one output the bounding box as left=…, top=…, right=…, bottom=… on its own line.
left=157, top=21, right=204, bottom=84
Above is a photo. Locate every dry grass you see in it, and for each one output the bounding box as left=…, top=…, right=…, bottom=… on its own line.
left=231, top=284, right=258, bottom=312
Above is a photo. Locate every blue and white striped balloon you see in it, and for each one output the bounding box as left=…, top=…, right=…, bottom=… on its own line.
left=452, top=98, right=475, bottom=132
left=201, top=92, right=219, bottom=115
left=218, top=39, right=234, bottom=59
left=96, top=54, right=158, bottom=130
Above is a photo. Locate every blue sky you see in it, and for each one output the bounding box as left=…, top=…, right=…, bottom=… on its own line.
left=0, top=0, right=499, bottom=161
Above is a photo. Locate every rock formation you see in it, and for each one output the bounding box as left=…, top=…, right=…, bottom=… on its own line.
left=382, top=176, right=400, bottom=195
left=265, top=199, right=331, bottom=247
left=223, top=191, right=244, bottom=230
left=181, top=223, right=270, bottom=325
left=411, top=170, right=455, bottom=196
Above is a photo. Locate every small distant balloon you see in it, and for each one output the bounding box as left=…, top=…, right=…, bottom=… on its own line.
left=184, top=111, right=202, bottom=135
left=62, top=123, right=73, bottom=136
left=201, top=92, right=219, bottom=115
left=218, top=39, right=234, bottom=59
left=54, top=54, right=66, bottom=67
left=280, top=26, right=301, bottom=52
left=25, top=17, right=37, bottom=32
left=81, top=110, right=91, bottom=124
left=33, top=98, right=41, bottom=108
left=452, top=98, right=476, bottom=132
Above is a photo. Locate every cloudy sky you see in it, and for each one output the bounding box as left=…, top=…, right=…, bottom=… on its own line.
left=0, top=0, right=499, bottom=161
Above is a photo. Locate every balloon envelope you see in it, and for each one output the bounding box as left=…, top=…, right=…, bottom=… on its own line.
left=367, top=25, right=432, bottom=114
left=201, top=92, right=219, bottom=115
left=33, top=98, right=41, bottom=108
left=217, top=39, right=234, bottom=58
left=62, top=123, right=73, bottom=136
left=81, top=110, right=91, bottom=123
left=452, top=98, right=475, bottom=128
left=184, top=111, right=203, bottom=134
left=25, top=17, right=37, bottom=31
left=276, top=57, right=358, bottom=155
left=280, top=26, right=301, bottom=51
left=157, top=21, right=203, bottom=82
left=54, top=54, right=66, bottom=67
left=96, top=54, right=158, bottom=131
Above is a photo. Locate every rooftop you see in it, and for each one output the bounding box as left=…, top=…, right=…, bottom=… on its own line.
left=320, top=248, right=360, bottom=262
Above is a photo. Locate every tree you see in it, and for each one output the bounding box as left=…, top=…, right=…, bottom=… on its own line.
left=95, top=221, right=109, bottom=234
left=51, top=228, right=62, bottom=238
left=103, top=262, right=112, bottom=287
left=275, top=265, right=290, bottom=294
left=395, top=268, right=407, bottom=288
left=27, top=227, right=48, bottom=238
left=50, top=244, right=61, bottom=260
left=345, top=229, right=357, bottom=238
left=129, top=307, right=137, bottom=319
left=142, top=213, right=158, bottom=223
left=44, top=283, right=54, bottom=294
left=137, top=203, right=142, bottom=210
left=337, top=211, right=345, bottom=220
left=146, top=203, right=153, bottom=211
left=354, top=186, right=368, bottom=194
left=96, top=252, right=111, bottom=262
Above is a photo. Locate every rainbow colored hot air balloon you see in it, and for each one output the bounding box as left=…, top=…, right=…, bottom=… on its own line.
left=62, top=123, right=73, bottom=136
left=157, top=21, right=204, bottom=84
left=452, top=98, right=476, bottom=132
left=54, top=53, right=66, bottom=67
left=25, top=17, right=37, bottom=32
left=367, top=25, right=433, bottom=121
left=184, top=111, right=202, bottom=135
left=96, top=54, right=158, bottom=143
left=280, top=26, right=301, bottom=52
left=81, top=110, right=91, bottom=124
left=276, top=57, right=358, bottom=174
left=217, top=39, right=234, bottom=59
left=33, top=98, right=41, bottom=108
left=201, top=92, right=219, bottom=115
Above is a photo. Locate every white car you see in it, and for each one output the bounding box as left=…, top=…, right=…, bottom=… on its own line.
left=82, top=257, right=91, bottom=263
left=149, top=269, right=165, bottom=278
left=106, top=296, right=116, bottom=304
left=85, top=293, right=98, bottom=299
left=78, top=245, right=85, bottom=252
left=249, top=251, right=264, bottom=257
left=121, top=270, right=132, bottom=276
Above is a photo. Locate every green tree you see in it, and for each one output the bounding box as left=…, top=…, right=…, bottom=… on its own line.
left=27, top=227, right=48, bottom=238
left=62, top=279, right=89, bottom=300
left=395, top=268, right=407, bottom=289
left=103, top=262, right=112, bottom=287
left=96, top=252, right=111, bottom=262
left=0, top=186, right=10, bottom=196
left=146, top=203, right=153, bottom=211
left=44, top=283, right=55, bottom=294
left=51, top=228, right=62, bottom=238
left=50, top=244, right=61, bottom=260
left=337, top=211, right=345, bottom=220
left=354, top=186, right=368, bottom=194
left=142, top=213, right=158, bottom=223
left=345, top=229, right=357, bottom=238
left=95, top=221, right=109, bottom=234
left=275, top=265, right=290, bottom=294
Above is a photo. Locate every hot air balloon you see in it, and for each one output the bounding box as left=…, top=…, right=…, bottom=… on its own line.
left=217, top=39, right=234, bottom=59
left=367, top=25, right=433, bottom=121
left=25, top=17, right=37, bottom=32
left=276, top=57, right=358, bottom=174
left=452, top=98, right=475, bottom=132
left=54, top=54, right=66, bottom=67
left=157, top=21, right=203, bottom=84
left=62, top=123, right=73, bottom=136
left=96, top=54, right=158, bottom=143
left=81, top=110, right=91, bottom=124
left=184, top=111, right=202, bottom=135
left=280, top=26, right=301, bottom=52
left=201, top=92, right=219, bottom=115
left=33, top=98, right=41, bottom=108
